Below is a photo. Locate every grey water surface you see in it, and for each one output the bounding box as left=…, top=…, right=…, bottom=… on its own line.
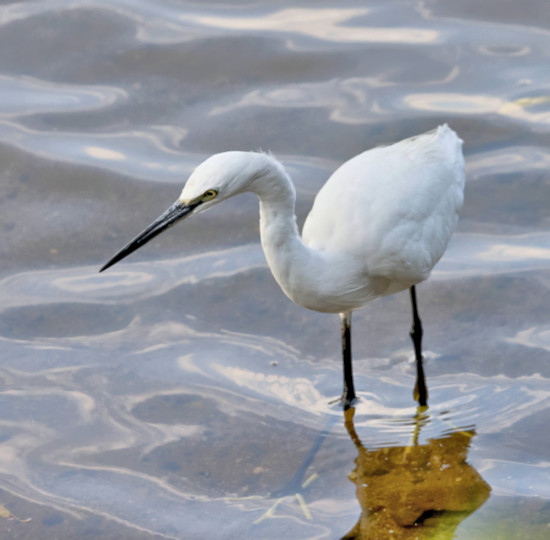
left=0, top=0, right=549, bottom=538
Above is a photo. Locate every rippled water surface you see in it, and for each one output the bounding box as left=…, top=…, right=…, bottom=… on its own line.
left=1, top=1, right=549, bottom=538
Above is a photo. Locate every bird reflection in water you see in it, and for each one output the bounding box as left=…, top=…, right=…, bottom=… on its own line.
left=342, top=408, right=491, bottom=540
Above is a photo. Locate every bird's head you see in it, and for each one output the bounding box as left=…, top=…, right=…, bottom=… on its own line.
left=99, top=151, right=276, bottom=272
left=179, top=151, right=269, bottom=210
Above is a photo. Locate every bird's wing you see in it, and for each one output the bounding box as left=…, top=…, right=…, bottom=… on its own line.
left=302, top=125, right=464, bottom=285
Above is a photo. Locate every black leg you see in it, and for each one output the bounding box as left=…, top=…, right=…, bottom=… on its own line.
left=410, top=286, right=428, bottom=407
left=340, top=311, right=357, bottom=410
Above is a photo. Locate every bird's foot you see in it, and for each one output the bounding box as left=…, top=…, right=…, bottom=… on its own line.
left=341, top=392, right=357, bottom=411
left=328, top=394, right=357, bottom=410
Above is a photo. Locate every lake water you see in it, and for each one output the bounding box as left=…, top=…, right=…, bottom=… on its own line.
left=0, top=0, right=549, bottom=538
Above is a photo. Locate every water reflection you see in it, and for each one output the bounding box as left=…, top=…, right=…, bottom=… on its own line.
left=342, top=408, right=490, bottom=539
left=0, top=74, right=125, bottom=117
left=0, top=121, right=192, bottom=182
left=190, top=8, right=439, bottom=45
left=403, top=92, right=550, bottom=125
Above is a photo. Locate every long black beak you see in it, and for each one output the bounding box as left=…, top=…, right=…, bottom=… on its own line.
left=99, top=200, right=200, bottom=273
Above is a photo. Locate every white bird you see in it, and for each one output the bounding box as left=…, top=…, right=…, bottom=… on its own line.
left=100, top=125, right=465, bottom=409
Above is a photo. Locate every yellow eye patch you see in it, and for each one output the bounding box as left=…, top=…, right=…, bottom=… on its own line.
left=201, top=189, right=218, bottom=202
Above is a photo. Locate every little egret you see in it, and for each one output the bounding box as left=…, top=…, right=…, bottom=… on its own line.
left=100, top=125, right=464, bottom=409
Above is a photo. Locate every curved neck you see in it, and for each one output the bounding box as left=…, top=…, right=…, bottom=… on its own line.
left=248, top=157, right=378, bottom=313
left=249, top=163, right=323, bottom=309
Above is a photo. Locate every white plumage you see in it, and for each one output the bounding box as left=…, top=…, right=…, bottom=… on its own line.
left=300, top=124, right=464, bottom=311
left=101, top=124, right=465, bottom=408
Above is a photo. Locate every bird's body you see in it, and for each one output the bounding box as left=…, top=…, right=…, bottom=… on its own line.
left=101, top=124, right=465, bottom=409
left=273, top=124, right=464, bottom=312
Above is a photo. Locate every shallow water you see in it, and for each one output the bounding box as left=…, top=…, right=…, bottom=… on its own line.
left=1, top=0, right=549, bottom=538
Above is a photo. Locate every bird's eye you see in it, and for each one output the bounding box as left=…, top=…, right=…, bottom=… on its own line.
left=202, top=189, right=218, bottom=202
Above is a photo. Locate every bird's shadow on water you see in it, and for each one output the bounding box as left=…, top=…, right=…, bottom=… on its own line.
left=253, top=403, right=491, bottom=539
